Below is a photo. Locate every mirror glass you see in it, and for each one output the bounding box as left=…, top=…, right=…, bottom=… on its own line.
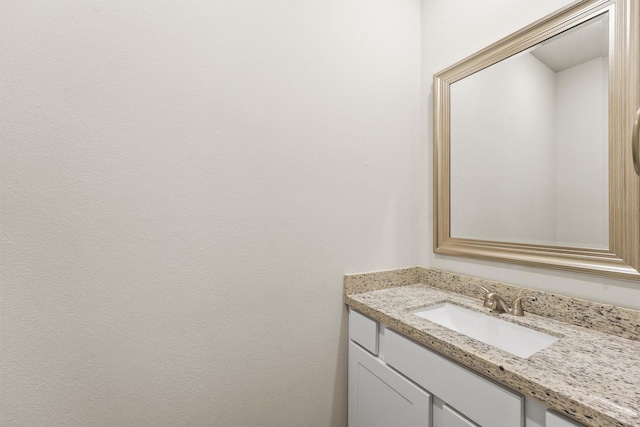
left=449, top=12, right=609, bottom=249
left=433, top=0, right=640, bottom=280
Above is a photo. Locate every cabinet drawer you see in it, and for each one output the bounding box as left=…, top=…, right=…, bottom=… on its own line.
left=547, top=410, right=584, bottom=427
left=349, top=310, right=379, bottom=355
left=385, top=329, right=523, bottom=427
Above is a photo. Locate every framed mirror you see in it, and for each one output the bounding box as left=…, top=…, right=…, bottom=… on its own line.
left=433, top=0, right=640, bottom=280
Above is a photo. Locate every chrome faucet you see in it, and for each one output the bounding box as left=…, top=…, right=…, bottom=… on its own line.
left=474, top=285, right=536, bottom=316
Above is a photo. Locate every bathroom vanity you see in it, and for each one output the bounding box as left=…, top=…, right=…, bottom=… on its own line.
left=345, top=268, right=640, bottom=427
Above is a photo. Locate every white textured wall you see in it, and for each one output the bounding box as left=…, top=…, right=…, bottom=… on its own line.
left=421, top=0, right=640, bottom=310
left=0, top=1, right=421, bottom=425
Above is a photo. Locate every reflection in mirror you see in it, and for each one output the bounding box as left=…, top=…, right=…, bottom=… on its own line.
left=450, top=13, right=609, bottom=248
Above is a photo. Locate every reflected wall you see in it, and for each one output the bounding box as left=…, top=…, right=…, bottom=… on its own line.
left=449, top=13, right=609, bottom=248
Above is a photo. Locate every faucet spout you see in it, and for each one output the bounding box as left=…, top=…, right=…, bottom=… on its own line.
left=486, top=293, right=512, bottom=314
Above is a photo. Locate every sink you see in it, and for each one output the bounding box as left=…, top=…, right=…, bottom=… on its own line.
left=413, top=302, right=559, bottom=358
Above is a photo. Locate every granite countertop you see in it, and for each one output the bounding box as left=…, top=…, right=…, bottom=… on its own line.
left=345, top=283, right=640, bottom=427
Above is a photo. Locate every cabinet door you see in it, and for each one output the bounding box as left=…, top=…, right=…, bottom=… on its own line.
left=349, top=341, right=431, bottom=427
left=441, top=404, right=479, bottom=427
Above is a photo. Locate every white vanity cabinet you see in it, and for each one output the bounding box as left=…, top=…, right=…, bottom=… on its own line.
left=348, top=309, right=585, bottom=427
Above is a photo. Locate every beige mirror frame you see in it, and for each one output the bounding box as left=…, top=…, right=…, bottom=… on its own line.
left=433, top=0, right=640, bottom=280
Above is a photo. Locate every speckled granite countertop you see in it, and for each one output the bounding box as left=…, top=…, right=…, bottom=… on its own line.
left=345, top=269, right=640, bottom=427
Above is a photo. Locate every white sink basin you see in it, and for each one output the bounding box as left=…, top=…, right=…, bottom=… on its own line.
left=413, top=302, right=559, bottom=358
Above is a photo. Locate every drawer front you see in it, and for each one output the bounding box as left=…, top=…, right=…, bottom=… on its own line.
left=546, top=410, right=585, bottom=427
left=384, top=329, right=523, bottom=427
left=349, top=310, right=379, bottom=355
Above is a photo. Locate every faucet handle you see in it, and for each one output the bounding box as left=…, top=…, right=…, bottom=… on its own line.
left=510, top=296, right=536, bottom=316
left=473, top=284, right=490, bottom=295
left=473, top=284, right=497, bottom=310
